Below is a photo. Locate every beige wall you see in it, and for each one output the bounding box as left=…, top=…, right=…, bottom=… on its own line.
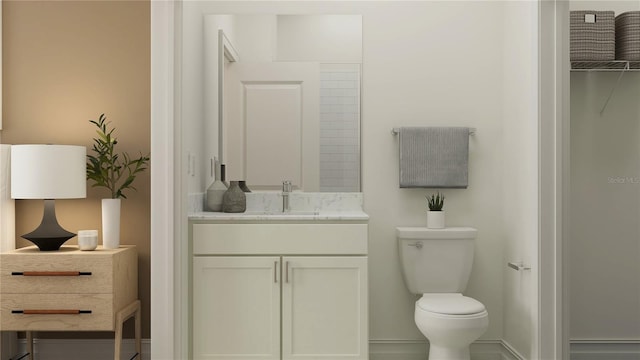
left=2, top=0, right=150, bottom=338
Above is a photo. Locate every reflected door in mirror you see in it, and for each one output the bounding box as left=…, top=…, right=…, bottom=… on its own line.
left=225, top=62, right=320, bottom=191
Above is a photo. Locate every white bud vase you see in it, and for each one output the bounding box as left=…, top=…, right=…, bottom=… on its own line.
left=427, top=211, right=445, bottom=229
left=102, top=198, right=121, bottom=249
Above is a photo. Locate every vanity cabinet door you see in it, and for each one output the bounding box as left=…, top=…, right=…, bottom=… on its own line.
left=193, top=256, right=281, bottom=360
left=281, top=256, right=368, bottom=360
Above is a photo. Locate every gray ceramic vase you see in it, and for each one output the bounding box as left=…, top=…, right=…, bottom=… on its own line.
left=239, top=181, right=251, bottom=193
left=222, top=181, right=246, bottom=213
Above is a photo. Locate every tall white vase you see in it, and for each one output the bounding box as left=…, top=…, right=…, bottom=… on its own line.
left=102, top=198, right=121, bottom=249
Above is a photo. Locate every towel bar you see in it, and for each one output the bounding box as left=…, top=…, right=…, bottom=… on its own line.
left=391, top=127, right=476, bottom=135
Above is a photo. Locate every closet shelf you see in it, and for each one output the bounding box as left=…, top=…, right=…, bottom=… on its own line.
left=571, top=60, right=640, bottom=71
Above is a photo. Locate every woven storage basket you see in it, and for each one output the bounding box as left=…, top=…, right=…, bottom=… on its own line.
left=570, top=11, right=615, bottom=61
left=616, top=11, right=640, bottom=61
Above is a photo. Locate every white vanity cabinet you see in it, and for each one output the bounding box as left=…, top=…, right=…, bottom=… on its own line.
left=191, top=222, right=368, bottom=360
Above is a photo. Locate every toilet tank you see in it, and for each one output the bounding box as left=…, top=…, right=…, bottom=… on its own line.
left=397, top=227, right=477, bottom=294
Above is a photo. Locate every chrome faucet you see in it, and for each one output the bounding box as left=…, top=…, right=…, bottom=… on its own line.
left=282, top=180, right=292, bottom=212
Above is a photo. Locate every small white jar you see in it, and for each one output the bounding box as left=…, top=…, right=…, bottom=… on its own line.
left=78, top=230, right=99, bottom=251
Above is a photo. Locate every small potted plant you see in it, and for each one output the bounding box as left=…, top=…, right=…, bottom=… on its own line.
left=426, top=192, right=445, bottom=229
left=86, top=114, right=150, bottom=249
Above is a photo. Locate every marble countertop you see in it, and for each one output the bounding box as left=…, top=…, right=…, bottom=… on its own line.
left=189, top=191, right=368, bottom=221
left=189, top=210, right=369, bottom=221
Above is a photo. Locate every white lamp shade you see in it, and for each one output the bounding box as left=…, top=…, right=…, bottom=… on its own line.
left=11, top=145, right=87, bottom=199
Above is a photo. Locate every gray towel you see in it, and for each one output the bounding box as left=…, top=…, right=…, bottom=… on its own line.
left=399, top=127, right=469, bottom=188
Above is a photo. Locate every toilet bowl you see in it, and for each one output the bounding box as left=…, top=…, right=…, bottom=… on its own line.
left=397, top=227, right=488, bottom=360
left=414, top=294, right=489, bottom=360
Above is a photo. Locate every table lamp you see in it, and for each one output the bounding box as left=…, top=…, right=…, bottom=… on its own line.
left=11, top=144, right=86, bottom=251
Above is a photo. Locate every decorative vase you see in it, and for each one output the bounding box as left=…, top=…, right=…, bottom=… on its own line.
left=102, top=198, right=121, bottom=249
left=222, top=181, right=246, bottom=213
left=206, top=160, right=228, bottom=211
left=427, top=211, right=445, bottom=229
left=239, top=181, right=251, bottom=193
left=220, top=164, right=229, bottom=187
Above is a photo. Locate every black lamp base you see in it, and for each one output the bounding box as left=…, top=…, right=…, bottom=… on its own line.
left=22, top=200, right=76, bottom=251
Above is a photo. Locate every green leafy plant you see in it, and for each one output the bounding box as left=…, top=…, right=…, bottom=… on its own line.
left=86, top=114, right=150, bottom=199
left=426, top=192, right=445, bottom=211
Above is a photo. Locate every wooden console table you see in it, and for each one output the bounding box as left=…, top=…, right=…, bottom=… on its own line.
left=0, top=246, right=140, bottom=360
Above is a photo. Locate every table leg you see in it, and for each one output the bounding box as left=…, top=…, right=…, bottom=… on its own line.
left=114, top=318, right=122, bottom=360
left=114, top=300, right=141, bottom=360
left=26, top=331, right=33, bottom=360
left=135, top=301, right=141, bottom=359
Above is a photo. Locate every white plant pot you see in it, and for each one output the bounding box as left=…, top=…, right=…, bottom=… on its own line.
left=427, top=211, right=445, bottom=229
left=102, top=198, right=121, bottom=249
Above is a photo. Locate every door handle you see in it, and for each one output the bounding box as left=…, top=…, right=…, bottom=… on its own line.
left=285, top=261, right=289, bottom=283
left=274, top=261, right=278, bottom=283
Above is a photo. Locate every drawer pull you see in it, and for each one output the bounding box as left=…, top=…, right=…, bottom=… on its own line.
left=12, top=310, right=92, bottom=314
left=11, top=271, right=92, bottom=276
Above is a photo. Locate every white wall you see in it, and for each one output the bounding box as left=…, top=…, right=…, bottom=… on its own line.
left=234, top=15, right=277, bottom=62
left=360, top=2, right=505, bottom=342
left=277, top=15, right=362, bottom=63
left=181, top=1, right=539, bottom=355
left=570, top=72, right=640, bottom=340
left=570, top=1, right=640, bottom=13
left=182, top=8, right=235, bottom=193
left=0, top=145, right=15, bottom=253
left=569, top=0, right=640, bottom=344
left=501, top=2, right=539, bottom=359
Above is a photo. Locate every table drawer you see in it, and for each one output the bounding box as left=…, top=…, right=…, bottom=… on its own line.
left=0, top=293, right=114, bottom=331
left=0, top=256, right=112, bottom=294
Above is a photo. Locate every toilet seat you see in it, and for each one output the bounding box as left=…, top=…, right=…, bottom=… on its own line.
left=417, top=294, right=485, bottom=315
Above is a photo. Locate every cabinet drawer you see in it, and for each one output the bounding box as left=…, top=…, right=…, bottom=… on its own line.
left=0, top=293, right=114, bottom=331
left=193, top=223, right=368, bottom=255
left=0, top=256, right=112, bottom=294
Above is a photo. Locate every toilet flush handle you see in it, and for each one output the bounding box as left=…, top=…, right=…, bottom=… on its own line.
left=507, top=262, right=531, bottom=271
left=407, top=241, right=423, bottom=249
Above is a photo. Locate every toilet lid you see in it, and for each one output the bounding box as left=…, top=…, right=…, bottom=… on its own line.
left=417, top=294, right=486, bottom=315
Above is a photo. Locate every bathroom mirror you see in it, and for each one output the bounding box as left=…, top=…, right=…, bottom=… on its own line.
left=204, top=14, right=362, bottom=192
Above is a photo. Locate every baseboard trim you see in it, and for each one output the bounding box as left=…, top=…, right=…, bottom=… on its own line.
left=570, top=339, right=640, bottom=360
left=18, top=337, right=638, bottom=360
left=500, top=340, right=527, bottom=360
left=369, top=339, right=525, bottom=360
left=16, top=338, right=151, bottom=360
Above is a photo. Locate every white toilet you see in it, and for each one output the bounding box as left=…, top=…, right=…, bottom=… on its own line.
left=397, top=227, right=488, bottom=360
